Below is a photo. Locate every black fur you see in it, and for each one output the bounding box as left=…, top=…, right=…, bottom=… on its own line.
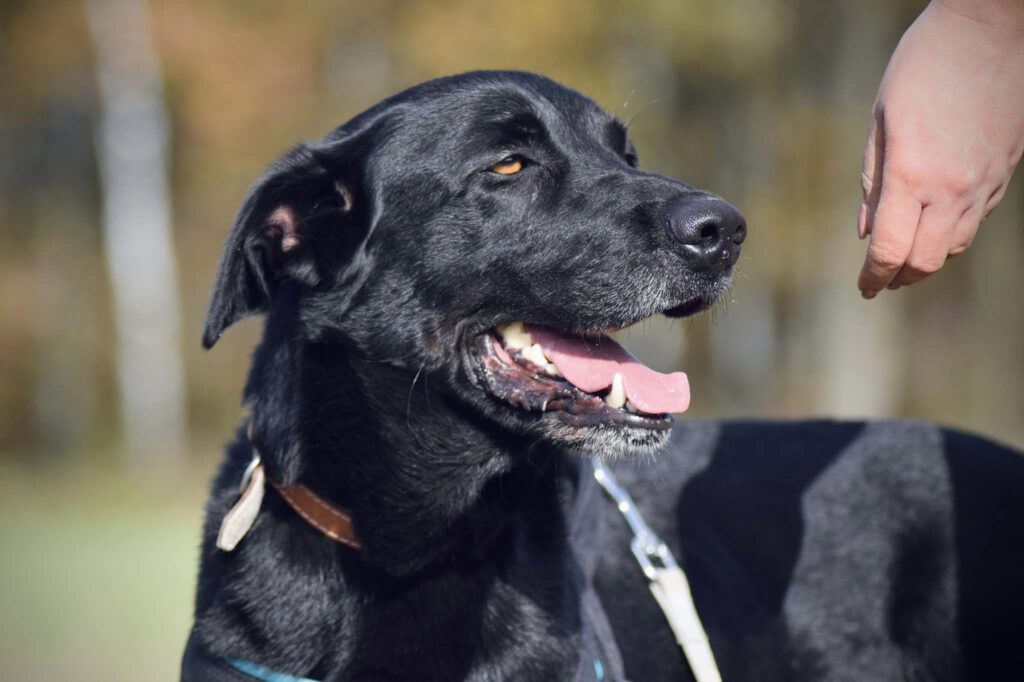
left=187, top=71, right=1024, bottom=681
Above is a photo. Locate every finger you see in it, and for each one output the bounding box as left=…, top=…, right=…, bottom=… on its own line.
left=983, top=179, right=1009, bottom=215
left=857, top=201, right=871, bottom=240
left=890, top=203, right=958, bottom=286
left=857, top=186, right=922, bottom=297
left=949, top=201, right=984, bottom=256
left=859, top=109, right=885, bottom=239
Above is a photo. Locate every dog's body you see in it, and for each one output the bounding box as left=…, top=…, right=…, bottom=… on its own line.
left=598, top=420, right=1024, bottom=681
left=184, top=72, right=1024, bottom=681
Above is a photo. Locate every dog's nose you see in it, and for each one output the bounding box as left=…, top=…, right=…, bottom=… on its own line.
left=664, top=195, right=746, bottom=269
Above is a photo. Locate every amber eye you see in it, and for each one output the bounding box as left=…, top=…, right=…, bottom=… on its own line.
left=491, top=156, right=524, bottom=175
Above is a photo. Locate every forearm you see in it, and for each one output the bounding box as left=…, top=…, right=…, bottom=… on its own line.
left=937, top=0, right=1024, bottom=35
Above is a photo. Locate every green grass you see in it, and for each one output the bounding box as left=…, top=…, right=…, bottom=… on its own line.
left=0, top=463, right=208, bottom=681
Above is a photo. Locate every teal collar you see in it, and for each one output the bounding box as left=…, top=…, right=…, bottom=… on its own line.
left=225, top=657, right=319, bottom=682
left=226, top=656, right=604, bottom=681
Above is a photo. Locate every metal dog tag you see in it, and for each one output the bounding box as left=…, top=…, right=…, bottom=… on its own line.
left=216, top=458, right=265, bottom=552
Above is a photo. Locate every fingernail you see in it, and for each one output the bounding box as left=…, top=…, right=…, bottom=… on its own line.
left=860, top=289, right=876, bottom=300
left=857, top=203, right=869, bottom=239
left=887, top=283, right=901, bottom=290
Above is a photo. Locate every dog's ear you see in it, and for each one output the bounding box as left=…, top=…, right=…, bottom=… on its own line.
left=202, top=135, right=373, bottom=349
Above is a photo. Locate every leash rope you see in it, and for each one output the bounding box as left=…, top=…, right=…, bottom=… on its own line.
left=592, top=459, right=723, bottom=682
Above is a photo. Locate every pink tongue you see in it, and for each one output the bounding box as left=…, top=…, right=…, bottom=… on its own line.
left=524, top=325, right=690, bottom=414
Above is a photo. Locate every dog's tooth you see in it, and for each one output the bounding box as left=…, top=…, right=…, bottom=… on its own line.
left=521, top=343, right=548, bottom=368
left=625, top=399, right=637, bottom=413
left=498, top=322, right=532, bottom=349
left=543, top=363, right=561, bottom=377
left=606, top=373, right=626, bottom=409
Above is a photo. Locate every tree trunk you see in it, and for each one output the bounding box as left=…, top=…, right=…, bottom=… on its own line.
left=816, top=0, right=907, bottom=418
left=86, top=0, right=187, bottom=463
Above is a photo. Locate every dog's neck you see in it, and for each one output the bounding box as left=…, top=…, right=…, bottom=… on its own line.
left=251, top=337, right=552, bottom=571
left=197, top=334, right=582, bottom=679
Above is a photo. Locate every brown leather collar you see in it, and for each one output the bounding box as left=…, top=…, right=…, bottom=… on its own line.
left=242, top=419, right=360, bottom=550
left=268, top=475, right=361, bottom=550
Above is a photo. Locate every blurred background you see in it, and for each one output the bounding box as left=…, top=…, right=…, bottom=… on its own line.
left=1, top=0, right=1021, bottom=679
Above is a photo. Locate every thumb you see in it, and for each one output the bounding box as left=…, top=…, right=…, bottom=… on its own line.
left=859, top=109, right=884, bottom=239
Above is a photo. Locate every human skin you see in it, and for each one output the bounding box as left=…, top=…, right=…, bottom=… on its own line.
left=857, top=0, right=1024, bottom=299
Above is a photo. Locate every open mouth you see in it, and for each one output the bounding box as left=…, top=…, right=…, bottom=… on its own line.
left=663, top=295, right=707, bottom=318
left=472, top=322, right=690, bottom=431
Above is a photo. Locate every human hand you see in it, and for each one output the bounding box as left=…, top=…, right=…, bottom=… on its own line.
left=858, top=0, right=1024, bottom=299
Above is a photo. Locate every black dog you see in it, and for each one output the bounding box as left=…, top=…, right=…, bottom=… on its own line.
left=183, top=71, right=1024, bottom=681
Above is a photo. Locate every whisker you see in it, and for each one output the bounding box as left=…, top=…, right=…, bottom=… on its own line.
left=616, top=88, right=638, bottom=119
left=405, top=362, right=429, bottom=450
left=624, top=97, right=667, bottom=129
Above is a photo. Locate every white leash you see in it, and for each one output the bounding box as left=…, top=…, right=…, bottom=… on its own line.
left=592, top=460, right=723, bottom=682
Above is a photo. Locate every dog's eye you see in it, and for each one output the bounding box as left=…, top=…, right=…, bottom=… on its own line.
left=624, top=151, right=639, bottom=168
left=491, top=156, right=525, bottom=175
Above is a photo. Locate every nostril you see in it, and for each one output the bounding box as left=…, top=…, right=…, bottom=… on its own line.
left=699, top=222, right=720, bottom=244
left=732, top=220, right=747, bottom=245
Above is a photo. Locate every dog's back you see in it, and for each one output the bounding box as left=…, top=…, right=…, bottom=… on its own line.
left=597, top=419, right=1024, bottom=681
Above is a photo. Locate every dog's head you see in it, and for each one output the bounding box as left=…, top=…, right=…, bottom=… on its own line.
left=204, top=71, right=744, bottom=460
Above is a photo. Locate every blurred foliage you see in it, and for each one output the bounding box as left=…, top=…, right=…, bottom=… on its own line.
left=2, top=0, right=1022, bottom=679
